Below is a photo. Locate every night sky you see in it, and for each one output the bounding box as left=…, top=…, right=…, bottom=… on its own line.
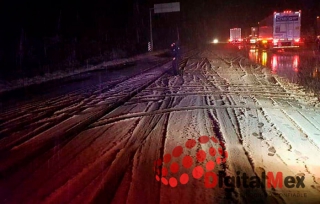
left=0, top=0, right=319, bottom=76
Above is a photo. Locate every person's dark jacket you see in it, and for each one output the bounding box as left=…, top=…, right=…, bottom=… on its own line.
left=170, top=43, right=180, bottom=58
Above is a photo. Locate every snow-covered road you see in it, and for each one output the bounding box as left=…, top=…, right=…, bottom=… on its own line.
left=1, top=45, right=320, bottom=204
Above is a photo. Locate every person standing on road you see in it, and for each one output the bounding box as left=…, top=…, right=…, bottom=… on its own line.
left=171, top=41, right=181, bottom=75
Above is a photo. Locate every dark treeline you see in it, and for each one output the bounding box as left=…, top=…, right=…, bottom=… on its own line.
left=0, top=0, right=152, bottom=80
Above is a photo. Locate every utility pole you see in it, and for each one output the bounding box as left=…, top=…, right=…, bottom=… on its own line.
left=149, top=8, right=154, bottom=51
left=177, top=27, right=180, bottom=41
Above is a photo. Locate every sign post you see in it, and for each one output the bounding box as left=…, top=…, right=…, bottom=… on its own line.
left=149, top=8, right=154, bottom=52
left=149, top=2, right=180, bottom=51
left=154, top=2, right=180, bottom=14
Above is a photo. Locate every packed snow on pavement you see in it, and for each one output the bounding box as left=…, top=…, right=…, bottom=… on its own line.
left=1, top=45, right=320, bottom=204
left=0, top=50, right=166, bottom=95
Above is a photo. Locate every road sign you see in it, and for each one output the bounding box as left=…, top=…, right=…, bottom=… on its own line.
left=154, top=2, right=180, bottom=14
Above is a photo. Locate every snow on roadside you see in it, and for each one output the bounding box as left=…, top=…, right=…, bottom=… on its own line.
left=0, top=50, right=166, bottom=95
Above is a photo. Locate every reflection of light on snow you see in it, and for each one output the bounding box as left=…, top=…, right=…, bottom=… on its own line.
left=293, top=55, right=299, bottom=72
left=271, top=55, right=278, bottom=72
left=269, top=54, right=301, bottom=82
left=262, top=51, right=267, bottom=66
left=312, top=68, right=320, bottom=79
left=248, top=49, right=258, bottom=63
left=270, top=55, right=299, bottom=73
left=313, top=69, right=318, bottom=78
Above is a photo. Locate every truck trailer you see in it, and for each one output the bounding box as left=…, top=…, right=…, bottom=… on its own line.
left=257, top=10, right=301, bottom=49
left=273, top=10, right=301, bottom=48
left=229, top=28, right=242, bottom=43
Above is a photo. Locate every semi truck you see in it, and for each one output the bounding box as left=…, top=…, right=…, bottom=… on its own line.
left=256, top=14, right=273, bottom=48
left=248, top=27, right=258, bottom=44
left=229, top=28, right=242, bottom=43
left=257, top=10, right=301, bottom=49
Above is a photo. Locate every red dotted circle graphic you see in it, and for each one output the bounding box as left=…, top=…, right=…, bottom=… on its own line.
left=172, top=146, right=183, bottom=157
left=196, top=150, right=206, bottom=162
left=211, top=137, right=218, bottom=143
left=180, top=173, right=189, bottom=184
left=182, top=155, right=193, bottom=168
left=206, top=160, right=215, bottom=171
left=192, top=166, right=204, bottom=179
left=161, top=177, right=168, bottom=185
left=198, top=136, right=209, bottom=144
left=185, top=139, right=197, bottom=149
left=209, top=147, right=216, bottom=156
left=163, top=154, right=171, bottom=163
left=153, top=135, right=228, bottom=188
left=170, top=162, right=179, bottom=173
left=169, top=177, right=178, bottom=187
left=162, top=167, right=168, bottom=176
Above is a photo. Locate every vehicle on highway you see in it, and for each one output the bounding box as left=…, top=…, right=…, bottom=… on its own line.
left=229, top=28, right=242, bottom=44
left=256, top=10, right=302, bottom=49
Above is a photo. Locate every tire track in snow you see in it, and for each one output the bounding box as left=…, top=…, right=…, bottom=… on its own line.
left=280, top=109, right=320, bottom=150
left=0, top=58, right=170, bottom=140
left=1, top=123, right=121, bottom=203
left=188, top=53, right=269, bottom=202
left=92, top=113, right=170, bottom=203
left=0, top=62, right=172, bottom=179
left=215, top=50, right=320, bottom=203
left=90, top=104, right=290, bottom=128
left=82, top=75, right=174, bottom=203
left=206, top=51, right=295, bottom=203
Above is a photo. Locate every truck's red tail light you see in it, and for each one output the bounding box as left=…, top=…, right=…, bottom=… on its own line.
left=294, top=38, right=300, bottom=42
